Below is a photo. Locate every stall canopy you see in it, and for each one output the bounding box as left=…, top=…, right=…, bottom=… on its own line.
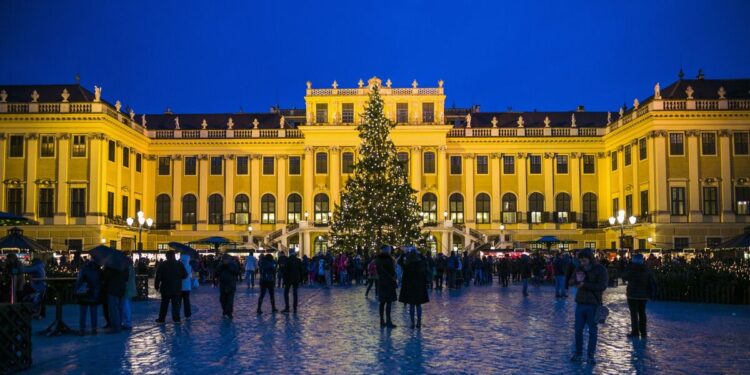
left=189, top=236, right=236, bottom=252
left=718, top=227, right=750, bottom=249
left=168, top=242, right=200, bottom=258
left=0, top=227, right=50, bottom=253
left=0, top=212, right=38, bottom=226
left=528, top=236, right=578, bottom=251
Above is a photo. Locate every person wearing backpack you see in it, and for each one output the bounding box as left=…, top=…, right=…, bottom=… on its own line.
left=257, top=254, right=278, bottom=314
left=570, top=249, right=609, bottom=364
left=623, top=253, right=657, bottom=339
left=75, top=259, right=102, bottom=335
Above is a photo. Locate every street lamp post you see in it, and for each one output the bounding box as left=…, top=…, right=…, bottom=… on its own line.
left=608, top=210, right=636, bottom=253
left=126, top=211, right=153, bottom=258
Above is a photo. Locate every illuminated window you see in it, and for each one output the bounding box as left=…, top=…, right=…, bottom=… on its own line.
left=669, top=133, right=684, bottom=155
left=208, top=194, right=223, bottom=224
left=449, top=193, right=464, bottom=223
left=475, top=193, right=490, bottom=224
left=40, top=135, right=55, bottom=157
left=421, top=193, right=437, bottom=224
left=261, top=194, right=276, bottom=224
left=342, top=103, right=354, bottom=124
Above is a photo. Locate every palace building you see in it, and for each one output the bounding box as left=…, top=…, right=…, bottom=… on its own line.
left=0, top=75, right=749, bottom=255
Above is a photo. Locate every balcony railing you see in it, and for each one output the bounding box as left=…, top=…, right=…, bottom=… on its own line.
left=447, top=127, right=606, bottom=138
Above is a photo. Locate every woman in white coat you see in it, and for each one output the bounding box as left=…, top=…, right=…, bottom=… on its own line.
left=180, top=255, right=193, bottom=320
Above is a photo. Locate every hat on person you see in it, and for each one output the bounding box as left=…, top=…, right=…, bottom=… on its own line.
left=632, top=253, right=645, bottom=264
left=380, top=244, right=392, bottom=254
left=577, top=248, right=595, bottom=261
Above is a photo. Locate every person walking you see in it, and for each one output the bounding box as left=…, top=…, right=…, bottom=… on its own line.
left=623, top=253, right=656, bottom=339
left=103, top=264, right=128, bottom=333
left=245, top=252, right=258, bottom=289
left=282, top=250, right=304, bottom=313
left=154, top=250, right=187, bottom=324
left=398, top=246, right=429, bottom=329
left=365, top=257, right=378, bottom=297
left=216, top=254, right=240, bottom=319
left=180, top=255, right=193, bottom=320
left=74, top=259, right=102, bottom=335
left=570, top=249, right=609, bottom=364
left=435, top=253, right=446, bottom=289
left=376, top=245, right=398, bottom=328
left=257, top=254, right=278, bottom=314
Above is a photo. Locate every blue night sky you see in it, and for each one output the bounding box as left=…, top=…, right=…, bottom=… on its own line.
left=1, top=1, right=749, bottom=114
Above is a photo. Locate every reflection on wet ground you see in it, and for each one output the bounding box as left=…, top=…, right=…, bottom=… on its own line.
left=31, top=282, right=750, bottom=374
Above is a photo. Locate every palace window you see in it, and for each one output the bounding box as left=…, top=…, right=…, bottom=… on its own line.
left=529, top=155, right=541, bottom=174
left=38, top=188, right=54, bottom=218
left=289, top=156, right=301, bottom=175
left=624, top=146, right=631, bottom=166
left=625, top=194, right=633, bottom=217
left=158, top=157, right=170, bottom=175
left=528, top=193, right=544, bottom=223
left=476, top=155, right=488, bottom=174
left=397, top=152, right=409, bottom=175
left=423, top=152, right=436, bottom=174
left=735, top=132, right=749, bottom=155
left=475, top=193, right=490, bottom=224
left=421, top=193, right=437, bottom=224
left=736, top=186, right=750, bottom=215
left=397, top=103, right=408, bottom=123
left=342, top=103, right=354, bottom=124
left=316, top=103, right=328, bottom=123
left=316, top=152, right=328, bottom=174
left=670, top=187, right=686, bottom=215
left=449, top=193, right=464, bottom=223
left=583, top=154, right=595, bottom=174
left=342, top=152, right=355, bottom=174
left=7, top=188, right=23, bottom=215
left=107, top=192, right=115, bottom=219
left=122, top=147, right=129, bottom=167
left=674, top=237, right=689, bottom=251
left=640, top=190, right=649, bottom=216
left=611, top=151, right=618, bottom=171
left=135, top=199, right=141, bottom=215
left=235, top=194, right=249, bottom=224
left=40, top=135, right=55, bottom=157
left=136, top=153, right=142, bottom=172
left=612, top=197, right=619, bottom=215
left=701, top=133, right=716, bottom=155
left=70, top=188, right=86, bottom=217
left=9, top=135, right=24, bottom=157
left=450, top=156, right=462, bottom=175
left=582, top=193, right=598, bottom=228
left=184, top=156, right=197, bottom=176
left=503, top=155, right=515, bottom=174
left=422, top=103, right=434, bottom=123
left=208, top=194, right=223, bottom=224
left=72, top=135, right=86, bottom=157
left=669, top=133, right=684, bottom=155
left=261, top=194, right=276, bottom=224
left=703, top=187, right=719, bottom=216
left=236, top=156, right=249, bottom=175
left=287, top=194, right=302, bottom=224
left=502, top=193, right=517, bottom=224
left=182, top=194, right=197, bottom=224
left=314, top=194, right=330, bottom=224
left=556, top=155, right=568, bottom=174
left=121, top=196, right=129, bottom=218
left=262, top=156, right=274, bottom=175
left=639, top=138, right=647, bottom=160
left=108, top=140, right=116, bottom=162
left=556, top=193, right=571, bottom=223
left=210, top=156, right=223, bottom=175
left=156, top=194, right=171, bottom=227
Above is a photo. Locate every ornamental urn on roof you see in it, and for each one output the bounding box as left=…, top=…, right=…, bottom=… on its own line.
left=227, top=117, right=234, bottom=129
left=253, top=118, right=259, bottom=129
left=0, top=90, right=7, bottom=102
left=633, top=98, right=639, bottom=110
left=61, top=88, right=70, bottom=102
left=517, top=115, right=525, bottom=128
left=685, top=85, right=694, bottom=99
left=115, top=100, right=122, bottom=112
left=201, top=119, right=208, bottom=130
left=31, top=90, right=39, bottom=103
left=544, top=116, right=550, bottom=128
left=129, top=109, right=135, bottom=120
left=491, top=116, right=498, bottom=128
left=718, top=86, right=726, bottom=99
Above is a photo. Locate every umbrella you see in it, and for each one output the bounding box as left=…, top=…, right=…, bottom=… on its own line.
left=190, top=236, right=235, bottom=252
left=0, top=212, right=38, bottom=226
left=88, top=244, right=130, bottom=270
left=718, top=226, right=750, bottom=249
left=0, top=227, right=50, bottom=253
left=168, top=241, right=200, bottom=258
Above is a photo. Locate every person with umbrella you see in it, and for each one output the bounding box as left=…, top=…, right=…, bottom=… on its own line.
left=154, top=250, right=187, bottom=324
left=74, top=258, right=102, bottom=335
left=88, top=245, right=130, bottom=333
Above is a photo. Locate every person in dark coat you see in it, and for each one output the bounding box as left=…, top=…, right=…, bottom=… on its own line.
left=570, top=249, right=608, bottom=363
left=282, top=250, right=304, bottom=313
left=376, top=245, right=398, bottom=328
left=215, top=254, right=240, bottom=319
left=257, top=254, right=278, bottom=314
left=75, top=260, right=102, bottom=335
left=434, top=253, right=446, bottom=289
left=398, top=246, right=429, bottom=329
left=154, top=251, right=187, bottom=324
left=520, top=254, right=532, bottom=297
left=498, top=256, right=511, bottom=287
left=103, top=264, right=128, bottom=333
left=623, top=253, right=657, bottom=339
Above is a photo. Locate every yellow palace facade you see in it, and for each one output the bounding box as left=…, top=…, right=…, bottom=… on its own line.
left=0, top=75, right=749, bottom=256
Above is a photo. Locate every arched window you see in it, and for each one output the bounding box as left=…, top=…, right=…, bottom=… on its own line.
left=528, top=193, right=545, bottom=224
left=314, top=235, right=328, bottom=253
left=182, top=194, right=197, bottom=224
left=556, top=193, right=571, bottom=223
left=582, top=193, right=598, bottom=228
left=208, top=194, right=223, bottom=224
left=235, top=194, right=249, bottom=224
left=422, top=193, right=437, bottom=224
left=156, top=194, right=171, bottom=227
left=261, top=194, right=275, bottom=224
left=476, top=193, right=491, bottom=224
left=314, top=194, right=330, bottom=224
left=287, top=194, right=302, bottom=224
left=449, top=193, right=464, bottom=223
left=502, top=193, right=517, bottom=223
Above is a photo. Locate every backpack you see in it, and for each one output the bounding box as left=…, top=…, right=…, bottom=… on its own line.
left=260, top=262, right=275, bottom=283
left=367, top=261, right=377, bottom=276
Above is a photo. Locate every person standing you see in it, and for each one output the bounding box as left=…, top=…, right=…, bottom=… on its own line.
left=74, top=259, right=102, bottom=335
left=257, top=254, right=278, bottom=314
left=376, top=245, right=398, bottom=328
left=520, top=254, right=532, bottom=297
left=498, top=255, right=510, bottom=287
left=398, top=246, right=429, bottom=329
left=365, top=257, right=378, bottom=297
left=103, top=264, right=128, bottom=333
left=570, top=249, right=609, bottom=364
left=216, top=254, right=240, bottom=319
left=282, top=250, right=304, bottom=313
left=180, top=255, right=193, bottom=320
left=277, top=251, right=288, bottom=289
left=245, top=252, right=258, bottom=289
left=435, top=253, right=446, bottom=290
left=553, top=253, right=570, bottom=298
left=154, top=251, right=187, bottom=324
left=623, top=253, right=656, bottom=339
left=22, top=258, right=47, bottom=319
left=121, top=261, right=136, bottom=330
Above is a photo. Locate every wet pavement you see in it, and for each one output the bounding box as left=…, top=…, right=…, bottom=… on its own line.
left=29, top=281, right=750, bottom=374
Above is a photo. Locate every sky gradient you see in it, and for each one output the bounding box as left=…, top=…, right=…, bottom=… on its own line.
left=1, top=0, right=749, bottom=114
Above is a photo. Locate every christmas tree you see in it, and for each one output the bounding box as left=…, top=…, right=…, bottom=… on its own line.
left=330, top=85, right=424, bottom=252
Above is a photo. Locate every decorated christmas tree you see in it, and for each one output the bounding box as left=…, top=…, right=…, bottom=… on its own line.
left=330, top=85, right=424, bottom=252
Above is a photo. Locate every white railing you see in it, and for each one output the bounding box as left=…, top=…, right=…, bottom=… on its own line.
left=286, top=129, right=302, bottom=138
left=449, top=129, right=465, bottom=137
left=338, top=88, right=358, bottom=95
left=234, top=129, right=252, bottom=138
left=391, top=88, right=412, bottom=95
left=696, top=100, right=719, bottom=110
left=7, top=103, right=29, bottom=113
left=551, top=128, right=570, bottom=136
left=663, top=101, right=686, bottom=110
left=182, top=130, right=200, bottom=138
left=259, top=129, right=278, bottom=138
left=156, top=130, right=174, bottom=139
left=526, top=128, right=544, bottom=137
left=473, top=128, right=491, bottom=137
left=498, top=128, right=516, bottom=137
left=207, top=130, right=225, bottom=138
left=728, top=100, right=750, bottom=110
left=39, top=103, right=60, bottom=113
left=70, top=103, right=92, bottom=113
left=578, top=128, right=598, bottom=136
